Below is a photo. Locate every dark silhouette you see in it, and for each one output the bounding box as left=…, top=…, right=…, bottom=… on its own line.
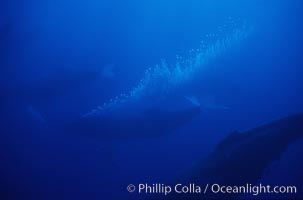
left=64, top=106, right=202, bottom=140
left=173, top=113, right=303, bottom=199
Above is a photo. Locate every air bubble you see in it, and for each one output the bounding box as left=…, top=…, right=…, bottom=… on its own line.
left=84, top=20, right=252, bottom=116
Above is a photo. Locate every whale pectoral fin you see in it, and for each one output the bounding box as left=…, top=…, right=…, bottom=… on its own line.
left=185, top=96, right=201, bottom=107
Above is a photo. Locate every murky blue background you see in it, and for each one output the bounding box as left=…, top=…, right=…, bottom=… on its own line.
left=1, top=0, right=303, bottom=199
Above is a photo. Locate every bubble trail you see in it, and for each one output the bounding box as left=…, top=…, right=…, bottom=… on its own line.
left=85, top=20, right=253, bottom=117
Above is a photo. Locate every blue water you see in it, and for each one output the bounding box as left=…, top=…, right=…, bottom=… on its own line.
left=1, top=0, right=303, bottom=199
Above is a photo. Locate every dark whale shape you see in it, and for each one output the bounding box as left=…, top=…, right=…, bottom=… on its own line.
left=64, top=106, right=202, bottom=140
left=170, top=113, right=303, bottom=199
left=196, top=113, right=303, bottom=183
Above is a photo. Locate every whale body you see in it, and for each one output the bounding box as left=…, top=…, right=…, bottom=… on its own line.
left=65, top=106, right=202, bottom=140
left=169, top=113, right=303, bottom=199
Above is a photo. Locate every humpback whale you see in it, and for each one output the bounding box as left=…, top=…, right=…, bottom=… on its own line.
left=85, top=20, right=252, bottom=117
left=64, top=20, right=252, bottom=141
left=169, top=113, right=303, bottom=199
left=64, top=106, right=201, bottom=140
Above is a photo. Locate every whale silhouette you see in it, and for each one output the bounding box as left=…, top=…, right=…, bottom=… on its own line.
left=64, top=106, right=202, bottom=140
left=170, top=113, right=303, bottom=199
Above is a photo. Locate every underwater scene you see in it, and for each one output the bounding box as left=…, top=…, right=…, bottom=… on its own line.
left=1, top=0, right=303, bottom=199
